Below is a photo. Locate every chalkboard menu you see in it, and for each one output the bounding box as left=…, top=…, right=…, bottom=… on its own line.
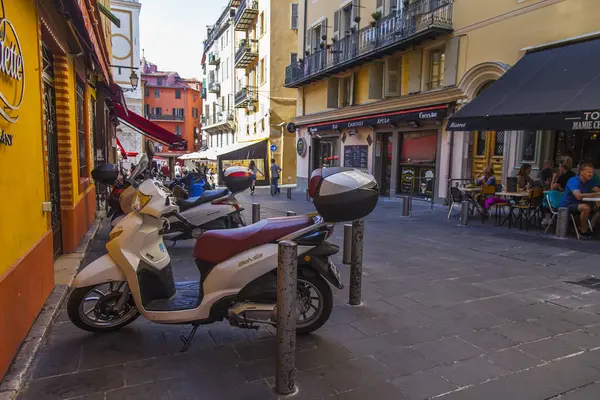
left=343, top=145, right=368, bottom=169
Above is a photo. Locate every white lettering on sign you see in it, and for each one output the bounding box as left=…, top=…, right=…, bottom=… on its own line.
left=332, top=124, right=339, bottom=130
left=376, top=118, right=390, bottom=125
left=573, top=120, right=600, bottom=130
left=347, top=121, right=364, bottom=128
left=583, top=111, right=600, bottom=121
left=449, top=122, right=466, bottom=129
left=0, top=129, right=13, bottom=146
left=419, top=111, right=438, bottom=119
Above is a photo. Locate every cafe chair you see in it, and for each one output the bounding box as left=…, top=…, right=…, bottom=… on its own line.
left=511, top=188, right=544, bottom=230
left=544, top=191, right=563, bottom=234
left=447, top=186, right=464, bottom=219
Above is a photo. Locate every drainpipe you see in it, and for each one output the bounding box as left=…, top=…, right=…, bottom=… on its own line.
left=302, top=0, right=308, bottom=54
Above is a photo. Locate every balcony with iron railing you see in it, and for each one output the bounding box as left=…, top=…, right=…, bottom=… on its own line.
left=234, top=39, right=259, bottom=69
left=234, top=0, right=259, bottom=31
left=203, top=110, right=235, bottom=132
left=208, top=53, right=220, bottom=66
left=284, top=0, right=453, bottom=88
left=234, top=87, right=257, bottom=109
left=208, top=81, right=221, bottom=94
left=147, top=114, right=184, bottom=121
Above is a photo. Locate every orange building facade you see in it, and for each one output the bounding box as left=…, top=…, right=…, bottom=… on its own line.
left=141, top=59, right=203, bottom=156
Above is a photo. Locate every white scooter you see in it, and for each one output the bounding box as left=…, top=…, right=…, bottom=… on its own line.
left=111, top=167, right=245, bottom=241
left=67, top=142, right=378, bottom=350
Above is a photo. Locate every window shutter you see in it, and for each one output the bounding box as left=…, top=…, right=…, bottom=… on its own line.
left=385, top=58, right=401, bottom=97
left=351, top=0, right=360, bottom=28
left=333, top=10, right=340, bottom=39
left=321, top=18, right=327, bottom=42
left=349, top=73, right=356, bottom=105
left=305, top=28, right=312, bottom=54
left=443, top=37, right=460, bottom=87
left=407, top=50, right=422, bottom=94
left=327, top=78, right=339, bottom=109
left=376, top=0, right=383, bottom=9
left=369, top=62, right=384, bottom=99
left=291, top=4, right=298, bottom=30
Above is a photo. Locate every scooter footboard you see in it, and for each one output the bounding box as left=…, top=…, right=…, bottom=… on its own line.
left=71, top=254, right=127, bottom=288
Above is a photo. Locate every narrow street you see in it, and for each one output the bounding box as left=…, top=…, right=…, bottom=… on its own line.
left=18, top=192, right=600, bottom=400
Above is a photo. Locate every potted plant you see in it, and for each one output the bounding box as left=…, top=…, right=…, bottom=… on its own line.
left=331, top=36, right=337, bottom=43
left=371, top=11, right=381, bottom=27
left=354, top=16, right=361, bottom=24
left=321, top=34, right=327, bottom=41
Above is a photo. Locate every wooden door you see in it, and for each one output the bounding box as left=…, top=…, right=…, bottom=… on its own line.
left=472, top=131, right=504, bottom=183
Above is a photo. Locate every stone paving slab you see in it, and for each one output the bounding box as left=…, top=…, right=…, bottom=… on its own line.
left=13, top=191, right=600, bottom=399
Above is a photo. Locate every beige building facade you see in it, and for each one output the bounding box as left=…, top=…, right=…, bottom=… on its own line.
left=289, top=0, right=600, bottom=201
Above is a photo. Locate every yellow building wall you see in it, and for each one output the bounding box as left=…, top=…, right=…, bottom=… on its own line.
left=303, top=80, right=328, bottom=115
left=455, top=0, right=600, bottom=76
left=0, top=1, right=48, bottom=275
left=354, top=65, right=371, bottom=105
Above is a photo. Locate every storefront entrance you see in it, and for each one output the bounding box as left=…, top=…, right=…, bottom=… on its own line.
left=397, top=131, right=438, bottom=198
left=472, top=131, right=504, bottom=183
left=374, top=133, right=393, bottom=196
left=311, top=136, right=340, bottom=171
left=42, top=46, right=62, bottom=258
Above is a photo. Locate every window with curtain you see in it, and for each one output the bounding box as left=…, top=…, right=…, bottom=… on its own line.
left=76, top=80, right=86, bottom=178
left=428, top=48, right=445, bottom=89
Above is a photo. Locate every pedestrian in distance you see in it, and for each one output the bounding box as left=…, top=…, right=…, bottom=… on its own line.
left=270, top=158, right=282, bottom=196
left=248, top=160, right=264, bottom=195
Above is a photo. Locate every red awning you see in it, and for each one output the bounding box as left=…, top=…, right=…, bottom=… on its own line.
left=126, top=152, right=139, bottom=157
left=112, top=103, right=186, bottom=150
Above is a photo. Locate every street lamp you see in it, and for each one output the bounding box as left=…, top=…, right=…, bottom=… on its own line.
left=110, top=64, right=140, bottom=92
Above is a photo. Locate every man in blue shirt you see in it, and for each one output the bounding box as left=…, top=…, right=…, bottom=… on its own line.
left=560, top=163, right=597, bottom=239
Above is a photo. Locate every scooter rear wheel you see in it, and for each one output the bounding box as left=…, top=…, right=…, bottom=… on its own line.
left=295, top=271, right=333, bottom=334
left=67, top=282, right=139, bottom=333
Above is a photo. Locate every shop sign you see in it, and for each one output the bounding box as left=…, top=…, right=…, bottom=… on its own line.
left=296, top=137, right=306, bottom=157
left=0, top=128, right=13, bottom=146
left=573, top=111, right=600, bottom=130
left=307, top=105, right=447, bottom=133
left=0, top=6, right=25, bottom=125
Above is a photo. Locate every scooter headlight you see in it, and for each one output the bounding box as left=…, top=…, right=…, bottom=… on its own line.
left=132, top=191, right=152, bottom=211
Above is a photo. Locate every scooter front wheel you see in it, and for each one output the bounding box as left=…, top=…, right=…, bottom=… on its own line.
left=67, top=282, right=139, bottom=333
left=295, top=271, right=333, bottom=334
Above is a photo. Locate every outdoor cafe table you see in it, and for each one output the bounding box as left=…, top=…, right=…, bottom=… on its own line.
left=459, top=187, right=482, bottom=217
left=581, top=197, right=600, bottom=202
left=495, top=192, right=530, bottom=227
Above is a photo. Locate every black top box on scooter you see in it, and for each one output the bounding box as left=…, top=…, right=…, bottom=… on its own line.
left=91, top=164, right=119, bottom=186
left=223, top=166, right=253, bottom=193
left=309, top=167, right=379, bottom=222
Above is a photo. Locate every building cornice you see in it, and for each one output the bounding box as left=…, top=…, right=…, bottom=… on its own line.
left=293, top=87, right=465, bottom=126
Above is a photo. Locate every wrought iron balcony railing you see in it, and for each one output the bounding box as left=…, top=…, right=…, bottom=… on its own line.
left=208, top=81, right=221, bottom=94
left=234, top=87, right=257, bottom=109
left=234, top=0, right=259, bottom=31
left=284, top=0, right=453, bottom=88
left=208, top=53, right=220, bottom=66
left=148, top=114, right=184, bottom=121
left=234, top=40, right=259, bottom=69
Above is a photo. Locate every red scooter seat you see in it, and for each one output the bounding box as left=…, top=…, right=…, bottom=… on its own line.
left=193, top=216, right=313, bottom=264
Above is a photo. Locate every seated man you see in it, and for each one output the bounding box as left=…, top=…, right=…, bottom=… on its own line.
left=559, top=162, right=597, bottom=239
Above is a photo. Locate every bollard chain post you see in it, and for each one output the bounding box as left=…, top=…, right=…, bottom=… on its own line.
left=252, top=203, right=260, bottom=224
left=348, top=219, right=364, bottom=306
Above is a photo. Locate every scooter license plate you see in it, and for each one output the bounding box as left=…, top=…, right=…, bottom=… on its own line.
left=328, top=258, right=342, bottom=286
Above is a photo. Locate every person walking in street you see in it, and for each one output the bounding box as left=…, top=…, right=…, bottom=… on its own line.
left=174, top=162, right=182, bottom=178
left=248, top=160, right=263, bottom=195
left=270, top=158, right=282, bottom=195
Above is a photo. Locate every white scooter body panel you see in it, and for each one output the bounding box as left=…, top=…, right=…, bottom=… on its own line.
left=170, top=201, right=236, bottom=228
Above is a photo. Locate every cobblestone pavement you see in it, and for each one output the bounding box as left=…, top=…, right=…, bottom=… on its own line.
left=16, top=188, right=600, bottom=399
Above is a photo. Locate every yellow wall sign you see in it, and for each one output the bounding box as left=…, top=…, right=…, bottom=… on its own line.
left=0, top=0, right=24, bottom=127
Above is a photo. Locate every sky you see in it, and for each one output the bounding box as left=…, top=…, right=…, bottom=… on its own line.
left=139, top=0, right=229, bottom=79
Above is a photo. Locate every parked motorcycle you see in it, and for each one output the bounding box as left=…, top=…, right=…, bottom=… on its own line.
left=67, top=140, right=379, bottom=349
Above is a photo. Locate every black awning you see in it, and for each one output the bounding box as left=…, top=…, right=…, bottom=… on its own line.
left=217, top=139, right=268, bottom=161
left=447, top=38, right=600, bottom=131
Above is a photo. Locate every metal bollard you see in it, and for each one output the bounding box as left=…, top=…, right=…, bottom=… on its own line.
left=348, top=219, right=364, bottom=306
left=402, top=196, right=410, bottom=216
left=276, top=240, right=298, bottom=395
left=252, top=203, right=260, bottom=224
left=460, top=201, right=469, bottom=225
left=287, top=187, right=292, bottom=199
left=286, top=211, right=296, bottom=216
left=556, top=207, right=569, bottom=238
left=343, top=223, right=352, bottom=264
left=305, top=188, right=310, bottom=202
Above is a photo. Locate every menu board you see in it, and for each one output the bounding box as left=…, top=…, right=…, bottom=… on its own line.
left=343, top=145, right=368, bottom=169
